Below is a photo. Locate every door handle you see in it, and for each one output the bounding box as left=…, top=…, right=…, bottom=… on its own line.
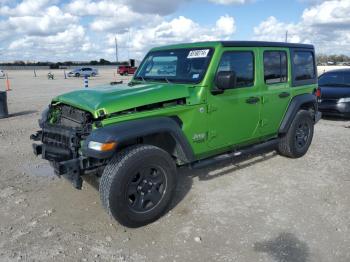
left=279, top=92, right=290, bottom=98
left=246, top=97, right=260, bottom=104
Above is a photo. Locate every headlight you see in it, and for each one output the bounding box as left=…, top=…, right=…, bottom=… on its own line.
left=338, top=97, right=350, bottom=103
left=88, top=141, right=117, bottom=151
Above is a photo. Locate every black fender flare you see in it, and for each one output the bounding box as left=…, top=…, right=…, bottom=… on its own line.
left=82, top=117, right=195, bottom=163
left=279, top=93, right=317, bottom=134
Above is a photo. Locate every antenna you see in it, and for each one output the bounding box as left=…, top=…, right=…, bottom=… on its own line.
left=285, top=30, right=288, bottom=43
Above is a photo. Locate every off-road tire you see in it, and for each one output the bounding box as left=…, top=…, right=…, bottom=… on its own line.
left=99, top=145, right=177, bottom=228
left=278, top=109, right=314, bottom=158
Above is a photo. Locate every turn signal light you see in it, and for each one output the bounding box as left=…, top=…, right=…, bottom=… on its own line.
left=88, top=141, right=117, bottom=151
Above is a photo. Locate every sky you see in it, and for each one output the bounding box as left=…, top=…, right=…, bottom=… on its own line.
left=0, top=0, right=349, bottom=62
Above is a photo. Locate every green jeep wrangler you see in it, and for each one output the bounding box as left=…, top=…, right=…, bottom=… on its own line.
left=31, top=41, right=321, bottom=227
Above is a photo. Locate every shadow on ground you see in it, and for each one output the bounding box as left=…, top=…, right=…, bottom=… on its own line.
left=254, top=232, right=309, bottom=262
left=170, top=149, right=278, bottom=210
left=83, top=149, right=278, bottom=213
left=322, top=115, right=350, bottom=122
left=8, top=110, right=37, bottom=118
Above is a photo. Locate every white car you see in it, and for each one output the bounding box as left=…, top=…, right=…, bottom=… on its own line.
left=0, top=70, right=5, bottom=78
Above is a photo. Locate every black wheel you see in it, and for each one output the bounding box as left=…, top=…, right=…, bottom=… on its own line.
left=99, top=145, right=177, bottom=227
left=75, top=73, right=80, bottom=77
left=91, top=73, right=96, bottom=77
left=278, top=110, right=314, bottom=158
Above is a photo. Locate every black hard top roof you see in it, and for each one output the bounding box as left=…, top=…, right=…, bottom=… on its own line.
left=221, top=41, right=314, bottom=49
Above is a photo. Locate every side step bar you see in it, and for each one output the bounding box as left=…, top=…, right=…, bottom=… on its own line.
left=190, top=138, right=279, bottom=169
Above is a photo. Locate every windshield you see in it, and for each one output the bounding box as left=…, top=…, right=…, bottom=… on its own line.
left=134, top=48, right=213, bottom=84
left=319, top=72, right=350, bottom=87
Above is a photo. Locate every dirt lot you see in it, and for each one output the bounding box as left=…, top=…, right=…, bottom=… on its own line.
left=0, top=69, right=349, bottom=262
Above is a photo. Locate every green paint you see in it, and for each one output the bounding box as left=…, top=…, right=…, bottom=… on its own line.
left=50, top=42, right=317, bottom=161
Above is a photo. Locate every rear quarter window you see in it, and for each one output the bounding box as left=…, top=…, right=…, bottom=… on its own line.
left=291, top=49, right=317, bottom=86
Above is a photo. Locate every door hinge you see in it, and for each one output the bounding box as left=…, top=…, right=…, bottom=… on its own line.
left=208, top=130, right=217, bottom=140
left=207, top=104, right=218, bottom=113
left=259, top=119, right=268, bottom=127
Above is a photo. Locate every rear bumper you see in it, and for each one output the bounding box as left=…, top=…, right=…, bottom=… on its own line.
left=318, top=101, right=350, bottom=118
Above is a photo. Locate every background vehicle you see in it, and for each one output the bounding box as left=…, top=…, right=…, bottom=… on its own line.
left=31, top=41, right=320, bottom=228
left=318, top=69, right=350, bottom=118
left=0, top=70, right=5, bottom=78
left=117, top=65, right=137, bottom=75
left=68, top=67, right=98, bottom=77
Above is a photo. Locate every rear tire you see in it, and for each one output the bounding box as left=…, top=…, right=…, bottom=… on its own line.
left=99, top=145, right=177, bottom=228
left=278, top=110, right=314, bottom=158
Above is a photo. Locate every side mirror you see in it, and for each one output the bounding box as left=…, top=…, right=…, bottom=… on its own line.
left=215, top=71, right=237, bottom=91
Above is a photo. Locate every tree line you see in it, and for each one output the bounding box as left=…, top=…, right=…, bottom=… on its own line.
left=316, top=54, right=350, bottom=64
left=0, top=58, right=130, bottom=68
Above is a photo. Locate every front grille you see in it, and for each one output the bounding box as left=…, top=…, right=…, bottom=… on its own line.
left=41, top=104, right=93, bottom=162
left=42, top=125, right=79, bottom=149
left=41, top=125, right=80, bottom=161
left=53, top=104, right=92, bottom=129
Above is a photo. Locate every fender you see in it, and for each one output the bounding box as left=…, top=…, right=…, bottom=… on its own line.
left=279, top=93, right=317, bottom=134
left=82, top=117, right=195, bottom=163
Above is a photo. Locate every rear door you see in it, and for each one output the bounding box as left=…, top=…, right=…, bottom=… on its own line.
left=207, top=48, right=262, bottom=149
left=259, top=48, right=292, bottom=137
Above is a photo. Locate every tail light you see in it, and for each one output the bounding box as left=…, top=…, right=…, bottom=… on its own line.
left=315, top=88, right=321, bottom=98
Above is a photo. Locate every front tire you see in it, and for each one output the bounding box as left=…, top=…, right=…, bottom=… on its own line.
left=99, top=145, right=177, bottom=227
left=278, top=110, right=314, bottom=158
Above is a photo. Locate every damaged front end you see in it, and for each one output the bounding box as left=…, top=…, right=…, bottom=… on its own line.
left=31, top=104, right=106, bottom=189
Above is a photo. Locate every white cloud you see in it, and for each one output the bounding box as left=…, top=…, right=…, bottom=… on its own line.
left=215, top=15, right=236, bottom=35
left=302, top=0, right=350, bottom=27
left=107, top=15, right=236, bottom=60
left=66, top=0, right=162, bottom=33
left=253, top=0, right=350, bottom=54
left=7, top=25, right=97, bottom=60
left=7, top=6, right=78, bottom=36
left=0, top=0, right=56, bottom=16
left=66, top=0, right=187, bottom=16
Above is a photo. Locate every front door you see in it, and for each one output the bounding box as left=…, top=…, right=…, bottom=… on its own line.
left=207, top=48, right=261, bottom=150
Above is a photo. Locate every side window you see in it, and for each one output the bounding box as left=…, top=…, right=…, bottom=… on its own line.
left=217, top=51, right=254, bottom=88
left=292, top=51, right=316, bottom=81
left=264, top=51, right=288, bottom=84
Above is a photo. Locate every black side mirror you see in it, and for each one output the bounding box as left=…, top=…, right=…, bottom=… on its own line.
left=215, top=71, right=237, bottom=91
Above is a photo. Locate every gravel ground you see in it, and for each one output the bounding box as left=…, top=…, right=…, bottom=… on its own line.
left=0, top=69, right=349, bottom=262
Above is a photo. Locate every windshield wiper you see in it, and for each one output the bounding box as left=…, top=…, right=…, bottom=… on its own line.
left=164, top=77, right=172, bottom=84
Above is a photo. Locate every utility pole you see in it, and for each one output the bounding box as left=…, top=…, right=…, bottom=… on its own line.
left=285, top=30, right=288, bottom=43
left=115, top=35, right=118, bottom=64
left=127, top=28, right=130, bottom=62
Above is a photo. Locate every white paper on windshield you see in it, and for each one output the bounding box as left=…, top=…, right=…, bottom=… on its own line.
left=187, top=49, right=210, bottom=59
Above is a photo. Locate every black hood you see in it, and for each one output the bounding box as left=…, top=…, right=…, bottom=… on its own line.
left=320, top=86, right=350, bottom=99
